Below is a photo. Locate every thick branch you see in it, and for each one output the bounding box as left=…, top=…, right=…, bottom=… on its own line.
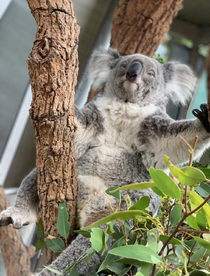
left=26, top=0, right=79, bottom=263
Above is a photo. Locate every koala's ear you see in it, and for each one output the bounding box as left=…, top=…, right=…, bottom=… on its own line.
left=88, top=48, right=121, bottom=90
left=162, top=62, right=196, bottom=105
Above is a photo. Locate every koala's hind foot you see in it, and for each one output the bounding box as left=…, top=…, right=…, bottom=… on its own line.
left=0, top=206, right=36, bottom=229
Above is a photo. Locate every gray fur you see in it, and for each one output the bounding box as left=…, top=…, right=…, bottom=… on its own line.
left=0, top=48, right=210, bottom=276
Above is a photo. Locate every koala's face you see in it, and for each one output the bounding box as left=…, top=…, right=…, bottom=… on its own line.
left=110, top=54, right=164, bottom=104
left=89, top=49, right=195, bottom=106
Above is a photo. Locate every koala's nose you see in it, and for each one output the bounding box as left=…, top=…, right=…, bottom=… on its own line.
left=126, top=61, right=142, bottom=82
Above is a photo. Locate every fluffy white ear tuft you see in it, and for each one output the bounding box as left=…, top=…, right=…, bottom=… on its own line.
left=88, top=48, right=121, bottom=90
left=162, top=62, right=196, bottom=105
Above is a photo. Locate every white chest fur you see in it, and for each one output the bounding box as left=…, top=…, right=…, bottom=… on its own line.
left=96, top=97, right=158, bottom=148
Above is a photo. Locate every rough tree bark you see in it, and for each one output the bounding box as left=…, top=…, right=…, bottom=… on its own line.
left=26, top=0, right=79, bottom=264
left=0, top=187, right=34, bottom=276
left=86, top=0, right=183, bottom=103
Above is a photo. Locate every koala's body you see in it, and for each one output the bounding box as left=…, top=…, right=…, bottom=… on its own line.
left=1, top=49, right=210, bottom=275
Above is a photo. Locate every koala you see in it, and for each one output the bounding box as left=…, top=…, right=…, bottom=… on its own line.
left=1, top=48, right=210, bottom=276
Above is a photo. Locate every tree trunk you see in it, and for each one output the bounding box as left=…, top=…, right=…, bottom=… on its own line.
left=86, top=0, right=183, bottom=103
left=0, top=187, right=34, bottom=276
left=111, top=0, right=183, bottom=56
left=26, top=0, right=79, bottom=264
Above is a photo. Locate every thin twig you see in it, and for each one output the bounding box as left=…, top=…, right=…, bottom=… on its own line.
left=178, top=228, right=210, bottom=234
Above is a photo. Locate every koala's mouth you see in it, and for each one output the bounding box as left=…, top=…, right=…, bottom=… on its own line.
left=123, top=80, right=141, bottom=93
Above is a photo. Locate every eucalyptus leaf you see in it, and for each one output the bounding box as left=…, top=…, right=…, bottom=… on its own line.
left=151, top=186, right=164, bottom=197
left=170, top=205, right=182, bottom=226
left=68, top=264, right=79, bottom=276
left=129, top=196, right=150, bottom=211
left=190, top=269, right=210, bottom=276
left=105, top=186, right=121, bottom=203
left=193, top=236, right=210, bottom=250
left=109, top=182, right=156, bottom=193
left=149, top=167, right=181, bottom=200
left=188, top=191, right=210, bottom=227
left=90, top=228, right=104, bottom=252
left=186, top=215, right=201, bottom=230
left=109, top=245, right=162, bottom=264
left=44, top=266, right=62, bottom=275
left=159, top=235, right=182, bottom=245
left=45, top=237, right=65, bottom=253
left=189, top=247, right=206, bottom=265
left=35, top=238, right=45, bottom=252
left=196, top=208, right=207, bottom=230
left=82, top=210, right=147, bottom=230
left=57, top=202, right=70, bottom=239
left=74, top=230, right=91, bottom=238
left=164, top=156, right=206, bottom=185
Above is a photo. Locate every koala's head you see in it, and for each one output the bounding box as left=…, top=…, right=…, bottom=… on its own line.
left=88, top=48, right=195, bottom=107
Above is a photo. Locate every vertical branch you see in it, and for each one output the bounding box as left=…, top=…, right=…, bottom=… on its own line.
left=26, top=0, right=80, bottom=263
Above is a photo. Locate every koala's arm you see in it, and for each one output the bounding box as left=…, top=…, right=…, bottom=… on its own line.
left=0, top=168, right=39, bottom=229
left=142, top=106, right=210, bottom=169
left=74, top=100, right=103, bottom=158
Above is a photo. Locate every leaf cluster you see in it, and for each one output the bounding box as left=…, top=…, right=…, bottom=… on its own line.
left=37, top=138, right=210, bottom=276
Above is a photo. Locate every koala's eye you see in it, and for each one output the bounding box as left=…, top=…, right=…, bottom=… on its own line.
left=147, top=71, right=155, bottom=77
left=121, top=63, right=127, bottom=69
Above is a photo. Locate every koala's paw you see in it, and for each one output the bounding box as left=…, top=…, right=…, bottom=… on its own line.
left=192, top=104, right=210, bottom=133
left=0, top=206, right=30, bottom=229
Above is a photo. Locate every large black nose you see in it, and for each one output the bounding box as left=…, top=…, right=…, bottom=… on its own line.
left=126, top=61, right=142, bottom=82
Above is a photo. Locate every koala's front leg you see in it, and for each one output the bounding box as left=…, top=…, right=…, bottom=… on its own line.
left=0, top=168, right=39, bottom=229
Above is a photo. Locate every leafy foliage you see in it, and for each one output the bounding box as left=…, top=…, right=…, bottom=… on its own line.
left=39, top=137, right=210, bottom=276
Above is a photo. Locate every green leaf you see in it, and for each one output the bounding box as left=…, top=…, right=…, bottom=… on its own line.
left=136, top=273, right=145, bottom=276
left=90, top=228, right=104, bottom=252
left=110, top=182, right=156, bottom=192
left=74, top=230, right=91, bottom=238
left=140, top=262, right=153, bottom=275
left=109, top=245, right=162, bottom=264
left=159, top=235, right=182, bottom=245
left=45, top=237, right=65, bottom=253
left=196, top=208, right=207, bottom=230
left=151, top=186, right=164, bottom=197
left=105, top=186, right=121, bottom=203
left=68, top=265, right=79, bottom=276
left=35, top=238, right=45, bottom=251
left=129, top=196, right=150, bottom=211
left=82, top=210, right=148, bottom=230
left=164, top=156, right=206, bottom=185
left=44, top=266, right=62, bottom=275
left=186, top=215, right=200, bottom=230
left=97, top=254, right=120, bottom=273
left=57, top=202, right=70, bottom=239
left=189, top=247, right=206, bottom=265
left=195, top=186, right=210, bottom=198
left=36, top=218, right=43, bottom=237
left=115, top=257, right=142, bottom=267
left=195, top=167, right=210, bottom=179
left=188, top=191, right=210, bottom=227
left=190, top=269, right=210, bottom=276
left=149, top=167, right=181, bottom=200
left=193, top=236, right=210, bottom=250
left=170, top=205, right=182, bottom=226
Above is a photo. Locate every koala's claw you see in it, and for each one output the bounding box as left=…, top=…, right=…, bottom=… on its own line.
left=192, top=103, right=210, bottom=133
left=0, top=206, right=30, bottom=229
